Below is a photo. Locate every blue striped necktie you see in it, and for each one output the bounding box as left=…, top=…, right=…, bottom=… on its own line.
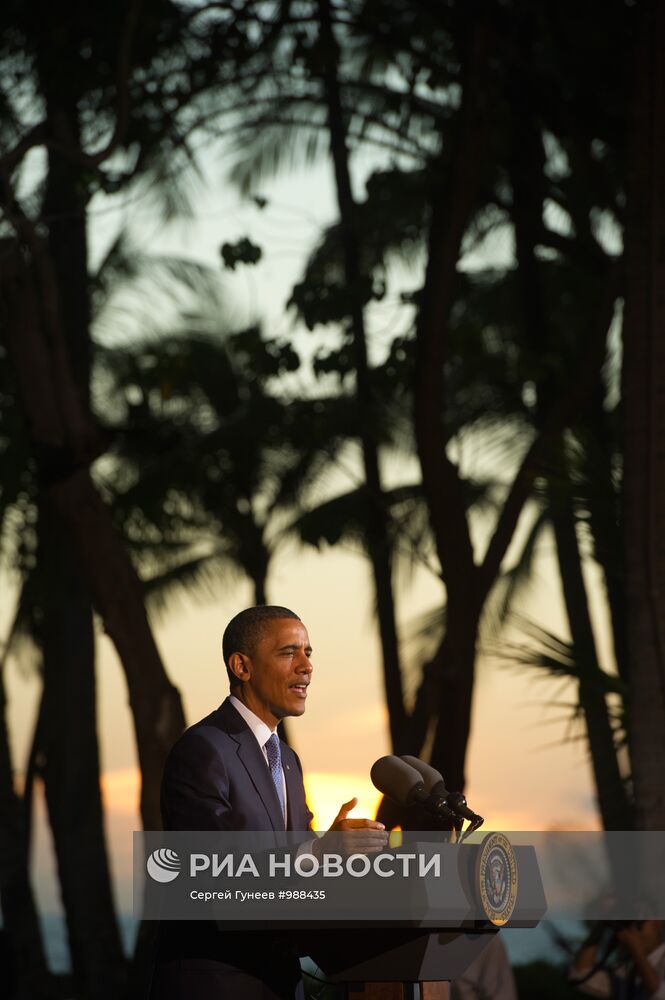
left=264, top=733, right=286, bottom=824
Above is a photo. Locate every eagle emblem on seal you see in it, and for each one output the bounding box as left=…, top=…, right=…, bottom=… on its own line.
left=478, top=832, right=518, bottom=926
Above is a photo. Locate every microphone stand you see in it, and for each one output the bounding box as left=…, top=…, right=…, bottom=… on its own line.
left=458, top=815, right=484, bottom=843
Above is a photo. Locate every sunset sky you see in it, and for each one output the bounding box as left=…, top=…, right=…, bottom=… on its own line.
left=4, top=152, right=607, bottom=921
left=8, top=537, right=603, bottom=917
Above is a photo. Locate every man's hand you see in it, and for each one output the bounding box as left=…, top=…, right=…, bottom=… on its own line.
left=313, top=797, right=389, bottom=858
left=329, top=797, right=384, bottom=832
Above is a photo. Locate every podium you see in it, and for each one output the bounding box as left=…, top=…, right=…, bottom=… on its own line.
left=294, top=838, right=546, bottom=999
left=140, top=831, right=547, bottom=999
left=303, top=926, right=499, bottom=999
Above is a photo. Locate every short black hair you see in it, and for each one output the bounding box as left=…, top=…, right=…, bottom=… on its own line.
left=223, top=605, right=301, bottom=688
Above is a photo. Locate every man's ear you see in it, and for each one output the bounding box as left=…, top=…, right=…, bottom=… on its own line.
left=228, top=651, right=250, bottom=685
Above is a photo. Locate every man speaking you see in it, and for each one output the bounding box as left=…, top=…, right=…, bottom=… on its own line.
left=149, top=605, right=386, bottom=1000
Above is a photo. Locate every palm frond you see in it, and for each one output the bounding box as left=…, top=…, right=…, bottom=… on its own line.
left=142, top=549, right=242, bottom=620
left=229, top=112, right=329, bottom=195
left=132, top=138, right=206, bottom=222
left=91, top=234, right=226, bottom=334
left=494, top=614, right=626, bottom=698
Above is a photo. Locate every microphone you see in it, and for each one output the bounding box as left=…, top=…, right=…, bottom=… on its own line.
left=370, top=756, right=457, bottom=825
left=401, top=755, right=448, bottom=798
left=401, top=756, right=484, bottom=831
left=370, top=755, right=426, bottom=806
left=445, top=791, right=484, bottom=828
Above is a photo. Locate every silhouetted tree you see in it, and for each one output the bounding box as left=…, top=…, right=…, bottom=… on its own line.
left=623, top=0, right=665, bottom=830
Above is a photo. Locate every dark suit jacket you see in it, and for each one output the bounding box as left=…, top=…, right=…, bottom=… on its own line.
left=161, top=697, right=314, bottom=834
left=150, top=699, right=313, bottom=998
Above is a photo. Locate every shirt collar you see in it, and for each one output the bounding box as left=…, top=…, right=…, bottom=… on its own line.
left=229, top=694, right=276, bottom=750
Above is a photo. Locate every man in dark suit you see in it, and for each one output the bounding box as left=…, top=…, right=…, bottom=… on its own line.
left=149, top=605, right=386, bottom=1000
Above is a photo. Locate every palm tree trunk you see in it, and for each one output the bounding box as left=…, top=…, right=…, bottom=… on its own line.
left=585, top=389, right=628, bottom=683
left=23, top=95, right=126, bottom=997
left=39, top=504, right=127, bottom=999
left=412, top=15, right=495, bottom=792
left=509, top=62, right=630, bottom=830
left=396, top=639, right=444, bottom=758
left=317, top=0, right=405, bottom=748
left=548, top=483, right=633, bottom=830
left=250, top=543, right=269, bottom=607
left=623, top=0, right=665, bottom=830
left=376, top=639, right=442, bottom=826
left=0, top=658, right=53, bottom=998
left=1, top=243, right=186, bottom=836
left=428, top=601, right=481, bottom=796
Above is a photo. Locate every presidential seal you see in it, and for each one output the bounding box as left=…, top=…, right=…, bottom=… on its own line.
left=477, top=832, right=518, bottom=926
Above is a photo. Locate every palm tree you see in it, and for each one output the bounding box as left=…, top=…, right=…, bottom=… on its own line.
left=0, top=4, right=248, bottom=988
left=98, top=321, right=391, bottom=748
left=282, top=1, right=632, bottom=811
left=307, top=0, right=406, bottom=748
left=0, top=278, right=128, bottom=997
left=214, top=0, right=463, bottom=757
left=622, top=0, right=665, bottom=830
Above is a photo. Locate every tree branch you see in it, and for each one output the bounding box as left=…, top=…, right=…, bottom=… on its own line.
left=82, top=0, right=143, bottom=167
left=0, top=123, right=47, bottom=176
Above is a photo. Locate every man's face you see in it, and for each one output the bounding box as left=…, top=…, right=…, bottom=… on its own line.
left=231, top=618, right=313, bottom=728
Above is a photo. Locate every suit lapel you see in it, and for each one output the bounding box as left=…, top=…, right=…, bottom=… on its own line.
left=215, top=699, right=284, bottom=832
left=236, top=733, right=285, bottom=832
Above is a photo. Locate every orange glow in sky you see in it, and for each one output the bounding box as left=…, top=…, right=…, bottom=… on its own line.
left=98, top=765, right=599, bottom=834
left=99, top=767, right=384, bottom=831
left=303, top=771, right=383, bottom=831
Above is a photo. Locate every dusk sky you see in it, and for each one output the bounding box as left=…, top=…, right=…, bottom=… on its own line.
left=8, top=536, right=603, bottom=917
left=5, top=150, right=607, bottom=920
